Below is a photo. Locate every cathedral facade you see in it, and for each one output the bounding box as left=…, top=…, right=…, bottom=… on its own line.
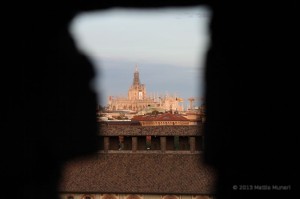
left=107, top=66, right=183, bottom=112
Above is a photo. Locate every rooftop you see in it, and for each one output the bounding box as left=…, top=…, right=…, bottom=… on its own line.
left=59, top=153, right=216, bottom=195
left=132, top=113, right=189, bottom=122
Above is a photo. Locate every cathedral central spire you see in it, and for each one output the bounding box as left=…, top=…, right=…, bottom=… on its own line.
left=133, top=64, right=141, bottom=86
left=129, top=64, right=146, bottom=100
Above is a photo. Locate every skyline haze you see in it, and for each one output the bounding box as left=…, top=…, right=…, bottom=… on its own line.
left=69, top=7, right=211, bottom=107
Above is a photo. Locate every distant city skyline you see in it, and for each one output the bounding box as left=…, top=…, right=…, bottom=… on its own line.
left=69, top=6, right=211, bottom=107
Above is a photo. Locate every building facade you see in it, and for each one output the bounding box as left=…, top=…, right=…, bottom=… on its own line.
left=107, top=66, right=183, bottom=112
left=59, top=121, right=216, bottom=199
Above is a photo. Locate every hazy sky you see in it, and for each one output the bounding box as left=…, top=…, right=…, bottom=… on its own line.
left=69, top=6, right=211, bottom=107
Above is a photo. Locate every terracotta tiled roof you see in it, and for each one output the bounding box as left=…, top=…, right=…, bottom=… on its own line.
left=59, top=153, right=216, bottom=194
left=132, top=113, right=189, bottom=122
left=100, top=121, right=140, bottom=126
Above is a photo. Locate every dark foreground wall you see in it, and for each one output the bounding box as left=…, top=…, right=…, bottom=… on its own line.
left=6, top=0, right=297, bottom=199
left=203, top=1, right=297, bottom=199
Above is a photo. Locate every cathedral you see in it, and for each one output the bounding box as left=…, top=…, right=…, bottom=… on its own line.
left=107, top=66, right=183, bottom=112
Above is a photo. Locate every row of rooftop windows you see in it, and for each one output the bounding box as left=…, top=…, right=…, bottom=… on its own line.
left=97, top=135, right=204, bottom=153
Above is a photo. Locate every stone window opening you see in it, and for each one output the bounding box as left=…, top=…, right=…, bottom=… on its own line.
left=174, top=136, right=180, bottom=150
left=101, top=194, right=118, bottom=199
left=118, top=135, right=124, bottom=150
left=101, top=134, right=201, bottom=153
left=117, top=136, right=133, bottom=151
left=166, top=136, right=174, bottom=150
left=125, top=194, right=143, bottom=199
left=195, top=136, right=204, bottom=151
left=146, top=135, right=151, bottom=150
left=109, top=136, right=120, bottom=150
left=151, top=135, right=161, bottom=150
left=162, top=195, right=180, bottom=199
left=137, top=136, right=147, bottom=150
left=179, top=136, right=190, bottom=150
left=82, top=195, right=93, bottom=199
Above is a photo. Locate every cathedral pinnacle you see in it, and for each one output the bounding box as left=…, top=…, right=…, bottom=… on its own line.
left=133, top=64, right=141, bottom=86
